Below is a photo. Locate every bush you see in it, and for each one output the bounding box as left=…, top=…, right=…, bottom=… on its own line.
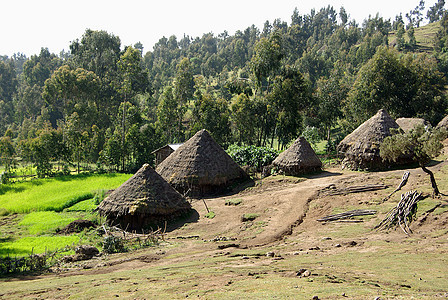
left=102, top=235, right=127, bottom=254
left=225, top=198, right=242, bottom=206
left=227, top=144, right=279, bottom=171
left=241, top=213, right=259, bottom=222
left=204, top=211, right=216, bottom=219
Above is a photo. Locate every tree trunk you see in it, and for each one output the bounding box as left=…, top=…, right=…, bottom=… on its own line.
left=421, top=165, right=440, bottom=196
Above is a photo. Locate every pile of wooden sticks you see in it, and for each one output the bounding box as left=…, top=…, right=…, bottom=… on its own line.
left=375, top=190, right=422, bottom=234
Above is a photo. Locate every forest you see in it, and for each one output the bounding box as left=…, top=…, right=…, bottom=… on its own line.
left=0, top=0, right=448, bottom=176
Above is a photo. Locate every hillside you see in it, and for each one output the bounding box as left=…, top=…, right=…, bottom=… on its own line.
left=1, top=159, right=447, bottom=298
left=388, top=21, right=441, bottom=52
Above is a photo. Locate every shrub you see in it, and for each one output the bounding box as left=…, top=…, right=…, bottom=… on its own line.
left=102, top=235, right=127, bottom=254
left=227, top=144, right=279, bottom=171
left=241, top=213, right=259, bottom=222
left=225, top=198, right=242, bottom=206
left=204, top=211, right=216, bottom=219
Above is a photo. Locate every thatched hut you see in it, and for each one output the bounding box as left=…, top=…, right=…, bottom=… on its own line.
left=396, top=117, right=430, bottom=133
left=436, top=115, right=448, bottom=130
left=337, top=109, right=410, bottom=170
left=272, top=136, right=322, bottom=175
left=156, top=129, right=248, bottom=196
left=97, top=164, right=191, bottom=230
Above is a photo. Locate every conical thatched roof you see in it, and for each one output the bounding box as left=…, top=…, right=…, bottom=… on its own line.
left=97, top=164, right=191, bottom=229
left=337, top=109, right=408, bottom=170
left=156, top=129, right=248, bottom=195
left=396, top=117, right=430, bottom=133
left=436, top=115, right=448, bottom=130
left=272, top=136, right=322, bottom=175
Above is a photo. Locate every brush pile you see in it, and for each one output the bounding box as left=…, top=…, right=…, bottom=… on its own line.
left=375, top=190, right=423, bottom=234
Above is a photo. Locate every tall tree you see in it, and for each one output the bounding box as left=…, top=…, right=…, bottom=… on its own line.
left=345, top=47, right=446, bottom=127
left=173, top=58, right=194, bottom=140
left=190, top=93, right=231, bottom=146
left=0, top=60, right=18, bottom=134
left=42, top=65, right=100, bottom=126
left=427, top=0, right=446, bottom=23
left=116, top=46, right=150, bottom=102
left=406, top=0, right=426, bottom=28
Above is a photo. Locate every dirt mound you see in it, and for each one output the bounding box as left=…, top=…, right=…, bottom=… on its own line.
left=60, top=219, right=96, bottom=234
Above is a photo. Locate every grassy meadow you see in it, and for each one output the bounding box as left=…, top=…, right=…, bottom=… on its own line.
left=0, top=173, right=132, bottom=257
left=0, top=173, right=131, bottom=214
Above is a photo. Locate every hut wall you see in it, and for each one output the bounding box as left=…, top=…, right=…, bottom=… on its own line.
left=154, top=147, right=174, bottom=166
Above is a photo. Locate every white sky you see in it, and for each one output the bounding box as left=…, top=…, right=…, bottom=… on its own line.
left=0, top=0, right=443, bottom=57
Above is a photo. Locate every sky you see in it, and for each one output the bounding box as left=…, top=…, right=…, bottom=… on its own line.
left=0, top=0, right=443, bottom=57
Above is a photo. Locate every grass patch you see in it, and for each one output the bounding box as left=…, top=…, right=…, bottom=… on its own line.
left=66, top=198, right=97, bottom=212
left=241, top=213, right=259, bottom=222
left=225, top=198, right=242, bottom=206
left=19, top=211, right=78, bottom=235
left=0, top=235, right=80, bottom=256
left=0, top=173, right=131, bottom=213
left=204, top=211, right=216, bottom=219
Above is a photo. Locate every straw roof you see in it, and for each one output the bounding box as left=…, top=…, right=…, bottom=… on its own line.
left=156, top=129, right=248, bottom=195
left=337, top=109, right=408, bottom=170
left=97, top=163, right=191, bottom=229
left=272, top=136, right=322, bottom=175
left=396, top=117, right=430, bottom=133
left=436, top=115, right=448, bottom=130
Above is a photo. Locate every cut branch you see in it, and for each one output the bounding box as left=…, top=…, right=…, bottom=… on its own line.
left=317, top=209, right=377, bottom=222
left=381, top=171, right=410, bottom=202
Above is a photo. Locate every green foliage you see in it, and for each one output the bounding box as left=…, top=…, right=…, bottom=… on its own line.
left=241, top=213, right=259, bottom=222
left=0, top=173, right=131, bottom=213
left=380, top=125, right=446, bottom=166
left=345, top=47, right=447, bottom=128
left=190, top=93, right=231, bottom=146
left=204, top=211, right=216, bottom=219
left=102, top=235, right=127, bottom=254
left=225, top=198, right=242, bottom=206
left=0, top=253, right=48, bottom=275
left=227, top=144, right=279, bottom=171
left=302, top=126, right=320, bottom=150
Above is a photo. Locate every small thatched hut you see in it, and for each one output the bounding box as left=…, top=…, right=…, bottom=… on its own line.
left=337, top=109, right=410, bottom=170
left=272, top=136, right=322, bottom=175
left=156, top=129, right=248, bottom=195
left=396, top=117, right=430, bottom=133
left=97, top=164, right=191, bottom=230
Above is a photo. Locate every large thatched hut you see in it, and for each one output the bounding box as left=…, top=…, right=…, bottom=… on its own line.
left=156, top=129, right=248, bottom=196
left=396, top=117, right=430, bottom=133
left=272, top=136, right=322, bottom=175
left=97, top=164, right=191, bottom=230
left=337, top=109, right=410, bottom=170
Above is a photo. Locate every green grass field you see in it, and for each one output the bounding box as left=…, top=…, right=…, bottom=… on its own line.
left=0, top=173, right=131, bottom=213
left=0, top=173, right=132, bottom=257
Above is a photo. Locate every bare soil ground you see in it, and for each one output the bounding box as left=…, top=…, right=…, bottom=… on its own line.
left=1, top=162, right=448, bottom=299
